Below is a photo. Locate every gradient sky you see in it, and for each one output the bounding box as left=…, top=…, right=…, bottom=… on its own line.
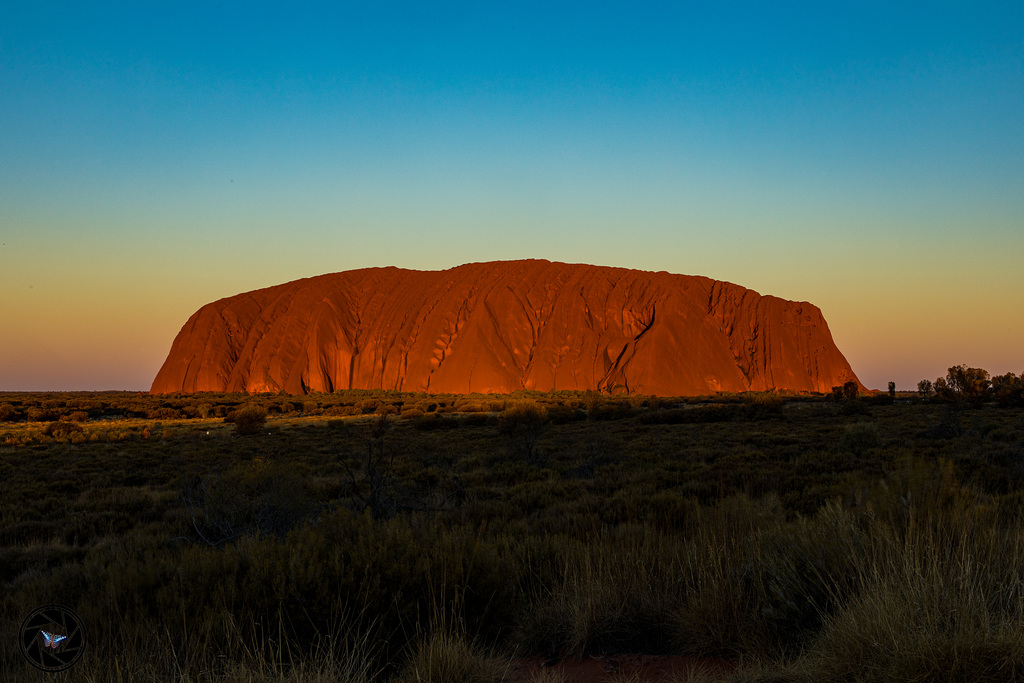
left=2, top=1, right=1021, bottom=392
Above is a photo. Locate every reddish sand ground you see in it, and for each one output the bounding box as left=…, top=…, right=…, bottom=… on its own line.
left=513, top=653, right=736, bottom=681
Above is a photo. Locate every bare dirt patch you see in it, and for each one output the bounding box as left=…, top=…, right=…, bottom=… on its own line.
left=513, top=653, right=736, bottom=682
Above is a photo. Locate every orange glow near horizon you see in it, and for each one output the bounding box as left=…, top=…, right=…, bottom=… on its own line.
left=2, top=248, right=1020, bottom=393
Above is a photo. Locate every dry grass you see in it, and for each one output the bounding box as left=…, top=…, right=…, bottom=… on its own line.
left=801, top=513, right=1024, bottom=682
left=398, top=628, right=511, bottom=683
left=2, top=391, right=1023, bottom=681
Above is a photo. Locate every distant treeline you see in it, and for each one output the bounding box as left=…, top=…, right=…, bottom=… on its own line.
left=3, top=364, right=1022, bottom=426
left=913, top=365, right=1024, bottom=406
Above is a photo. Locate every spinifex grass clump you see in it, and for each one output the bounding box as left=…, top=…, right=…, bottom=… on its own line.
left=801, top=506, right=1024, bottom=683
left=399, top=628, right=510, bottom=683
left=515, top=525, right=682, bottom=656
left=514, top=498, right=868, bottom=660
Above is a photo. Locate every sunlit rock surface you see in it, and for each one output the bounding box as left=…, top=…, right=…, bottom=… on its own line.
left=151, top=260, right=862, bottom=395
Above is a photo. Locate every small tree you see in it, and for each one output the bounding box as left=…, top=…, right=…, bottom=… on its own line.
left=917, top=379, right=933, bottom=399
left=335, top=413, right=403, bottom=521
left=945, top=365, right=990, bottom=404
left=499, top=401, right=548, bottom=465
left=887, top=381, right=896, bottom=400
left=842, top=381, right=859, bottom=401
left=350, top=412, right=398, bottom=520
left=992, top=372, right=1024, bottom=406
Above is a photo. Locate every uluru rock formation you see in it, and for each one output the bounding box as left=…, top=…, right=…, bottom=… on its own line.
left=151, top=260, right=862, bottom=396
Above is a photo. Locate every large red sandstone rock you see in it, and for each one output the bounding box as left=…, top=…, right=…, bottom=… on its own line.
left=151, top=260, right=862, bottom=395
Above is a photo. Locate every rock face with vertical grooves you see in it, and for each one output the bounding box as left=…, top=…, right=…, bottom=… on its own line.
left=150, top=260, right=862, bottom=395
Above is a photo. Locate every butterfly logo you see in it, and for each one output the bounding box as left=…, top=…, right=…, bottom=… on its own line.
left=40, top=630, right=67, bottom=649
left=20, top=604, right=87, bottom=672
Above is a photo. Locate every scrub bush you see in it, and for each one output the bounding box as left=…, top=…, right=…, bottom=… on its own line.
left=233, top=404, right=268, bottom=435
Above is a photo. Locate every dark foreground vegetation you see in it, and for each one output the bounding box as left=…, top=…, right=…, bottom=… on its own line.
left=2, top=368, right=1023, bottom=681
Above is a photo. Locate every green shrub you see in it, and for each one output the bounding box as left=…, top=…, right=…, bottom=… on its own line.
left=591, top=401, right=633, bottom=421
left=637, top=404, right=740, bottom=424
left=327, top=419, right=351, bottom=432
left=545, top=404, right=583, bottom=425
left=374, top=403, right=399, bottom=416
left=180, top=456, right=317, bottom=544
left=44, top=421, right=84, bottom=439
left=65, top=398, right=97, bottom=411
left=232, top=405, right=268, bottom=436
left=0, top=402, right=20, bottom=421
left=26, top=407, right=58, bottom=421
left=582, top=390, right=603, bottom=417
left=745, top=391, right=784, bottom=418
left=840, top=399, right=869, bottom=416
left=326, top=405, right=359, bottom=417
left=356, top=399, right=383, bottom=414
left=461, top=413, right=495, bottom=428
left=414, top=414, right=459, bottom=430
left=840, top=423, right=881, bottom=454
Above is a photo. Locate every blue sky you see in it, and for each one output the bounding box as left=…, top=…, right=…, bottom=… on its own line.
left=1, top=2, right=1022, bottom=390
